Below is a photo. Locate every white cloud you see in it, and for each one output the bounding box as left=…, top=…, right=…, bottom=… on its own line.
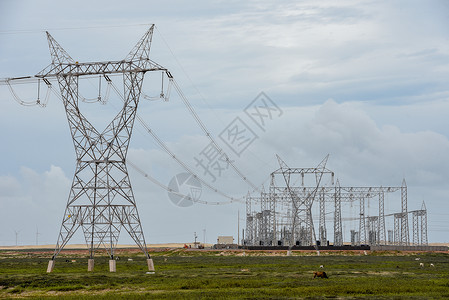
left=0, top=166, right=70, bottom=245
left=0, top=175, right=21, bottom=197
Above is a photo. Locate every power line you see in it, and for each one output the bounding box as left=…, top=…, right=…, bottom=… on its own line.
left=128, top=160, right=238, bottom=206
left=17, top=76, right=244, bottom=206
left=2, top=27, right=258, bottom=205
left=155, top=26, right=265, bottom=192
left=172, top=79, right=261, bottom=193
left=156, top=25, right=277, bottom=175
left=108, top=79, right=245, bottom=204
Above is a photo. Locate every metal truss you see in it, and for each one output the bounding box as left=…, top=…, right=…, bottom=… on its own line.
left=412, top=202, right=428, bottom=246
left=318, top=188, right=327, bottom=246
left=244, top=157, right=424, bottom=248
left=400, top=179, right=410, bottom=245
left=394, top=214, right=400, bottom=245
left=276, top=155, right=329, bottom=248
left=359, top=197, right=366, bottom=245
left=9, top=26, right=169, bottom=272
left=378, top=191, right=386, bottom=244
left=333, top=180, right=343, bottom=246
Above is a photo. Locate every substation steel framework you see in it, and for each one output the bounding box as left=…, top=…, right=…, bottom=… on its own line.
left=411, top=202, right=428, bottom=246
left=5, top=26, right=170, bottom=272
left=244, top=157, right=427, bottom=248
left=245, top=155, right=334, bottom=248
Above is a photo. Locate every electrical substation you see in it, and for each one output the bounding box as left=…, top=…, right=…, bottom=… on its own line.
left=244, top=155, right=437, bottom=251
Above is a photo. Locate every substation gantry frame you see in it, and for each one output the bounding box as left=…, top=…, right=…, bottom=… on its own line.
left=245, top=156, right=427, bottom=248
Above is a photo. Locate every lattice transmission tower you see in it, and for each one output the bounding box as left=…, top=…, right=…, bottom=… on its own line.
left=3, top=26, right=170, bottom=272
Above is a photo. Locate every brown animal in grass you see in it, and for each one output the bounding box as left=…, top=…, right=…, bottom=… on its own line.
left=313, top=271, right=328, bottom=279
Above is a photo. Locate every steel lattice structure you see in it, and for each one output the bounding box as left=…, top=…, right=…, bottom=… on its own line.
left=411, top=202, right=428, bottom=246
left=45, top=27, right=169, bottom=272
left=4, top=26, right=169, bottom=272
left=245, top=156, right=428, bottom=248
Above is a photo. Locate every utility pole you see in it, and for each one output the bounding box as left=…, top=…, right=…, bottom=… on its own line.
left=238, top=210, right=240, bottom=246
left=14, top=230, right=21, bottom=246
left=36, top=226, right=41, bottom=246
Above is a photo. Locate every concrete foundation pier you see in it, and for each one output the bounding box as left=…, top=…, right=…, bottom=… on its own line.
left=147, top=258, right=155, bottom=271
left=47, top=260, right=55, bottom=273
left=88, top=259, right=94, bottom=272
left=109, top=259, right=116, bottom=272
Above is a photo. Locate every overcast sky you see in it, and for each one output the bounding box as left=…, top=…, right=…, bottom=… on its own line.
left=0, top=0, right=448, bottom=247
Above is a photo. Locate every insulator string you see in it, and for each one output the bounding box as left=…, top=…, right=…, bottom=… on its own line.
left=6, top=78, right=51, bottom=107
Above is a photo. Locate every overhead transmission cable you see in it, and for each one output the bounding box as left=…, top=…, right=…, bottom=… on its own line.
left=48, top=83, right=236, bottom=205
left=107, top=78, right=244, bottom=204
left=155, top=26, right=261, bottom=193
left=171, top=79, right=261, bottom=193
left=128, top=160, right=235, bottom=206
left=3, top=57, right=259, bottom=204
left=5, top=72, right=241, bottom=206
left=4, top=28, right=262, bottom=197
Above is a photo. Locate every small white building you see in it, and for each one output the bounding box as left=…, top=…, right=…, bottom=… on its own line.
left=217, top=236, right=234, bottom=244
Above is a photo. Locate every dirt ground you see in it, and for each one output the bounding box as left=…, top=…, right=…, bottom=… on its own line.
left=0, top=243, right=213, bottom=251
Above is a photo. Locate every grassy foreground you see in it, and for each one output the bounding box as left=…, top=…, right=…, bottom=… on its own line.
left=0, top=248, right=448, bottom=299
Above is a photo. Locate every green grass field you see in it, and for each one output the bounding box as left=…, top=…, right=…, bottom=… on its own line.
left=0, top=249, right=448, bottom=299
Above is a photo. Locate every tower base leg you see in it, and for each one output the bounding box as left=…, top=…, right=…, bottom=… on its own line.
left=88, top=259, right=94, bottom=272
left=147, top=258, right=155, bottom=271
left=47, top=260, right=55, bottom=273
left=109, top=259, right=116, bottom=272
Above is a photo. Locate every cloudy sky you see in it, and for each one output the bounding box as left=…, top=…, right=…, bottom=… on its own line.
left=0, top=0, right=448, bottom=247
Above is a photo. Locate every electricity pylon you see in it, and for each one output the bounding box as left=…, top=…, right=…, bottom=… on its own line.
left=46, top=26, right=169, bottom=273
left=3, top=26, right=169, bottom=272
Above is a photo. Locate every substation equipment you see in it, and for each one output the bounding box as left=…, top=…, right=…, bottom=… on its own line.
left=244, top=155, right=428, bottom=248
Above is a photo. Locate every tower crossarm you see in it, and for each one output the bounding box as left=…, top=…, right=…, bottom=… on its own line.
left=340, top=186, right=400, bottom=198
left=407, top=209, right=426, bottom=216
left=269, top=186, right=400, bottom=202
left=35, top=59, right=169, bottom=79
left=271, top=168, right=334, bottom=177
